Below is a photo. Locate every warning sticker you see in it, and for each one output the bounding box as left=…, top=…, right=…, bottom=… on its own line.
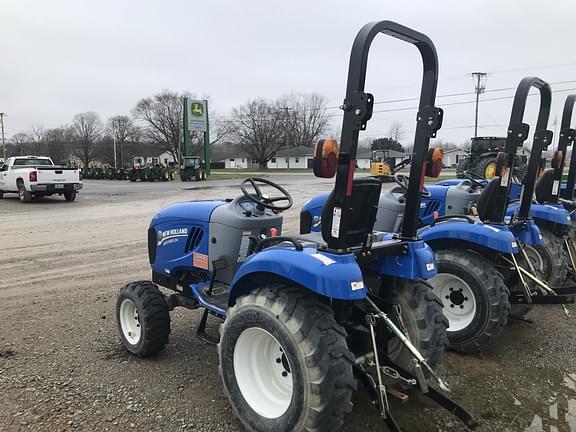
left=311, top=253, right=336, bottom=266
left=331, top=207, right=342, bottom=238
left=500, top=168, right=510, bottom=187
left=552, top=180, right=560, bottom=196
left=237, top=231, right=252, bottom=263
left=193, top=252, right=209, bottom=270
left=351, top=281, right=365, bottom=291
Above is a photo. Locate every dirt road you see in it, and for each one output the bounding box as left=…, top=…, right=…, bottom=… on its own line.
left=1, top=178, right=575, bottom=432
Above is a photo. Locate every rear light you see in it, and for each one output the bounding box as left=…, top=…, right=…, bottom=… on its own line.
left=29, top=171, right=37, bottom=182
left=270, top=227, right=278, bottom=237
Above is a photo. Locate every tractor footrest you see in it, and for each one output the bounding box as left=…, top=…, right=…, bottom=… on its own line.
left=196, top=309, right=220, bottom=345
left=198, top=284, right=229, bottom=310
left=510, top=295, right=575, bottom=305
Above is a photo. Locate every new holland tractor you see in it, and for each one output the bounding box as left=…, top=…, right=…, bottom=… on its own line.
left=302, top=77, right=576, bottom=353
left=115, top=21, right=477, bottom=432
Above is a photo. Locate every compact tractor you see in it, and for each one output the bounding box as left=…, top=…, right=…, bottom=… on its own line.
left=115, top=21, right=476, bottom=432
left=180, top=156, right=206, bottom=181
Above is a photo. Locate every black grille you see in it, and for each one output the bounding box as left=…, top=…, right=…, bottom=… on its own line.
left=185, top=227, right=204, bottom=252
left=423, top=200, right=440, bottom=217
left=148, top=227, right=157, bottom=264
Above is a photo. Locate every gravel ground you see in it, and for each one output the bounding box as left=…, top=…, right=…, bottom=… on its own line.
left=1, top=177, right=575, bottom=432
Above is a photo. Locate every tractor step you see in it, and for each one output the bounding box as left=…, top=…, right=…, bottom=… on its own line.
left=195, top=309, right=220, bottom=345
left=199, top=283, right=229, bottom=310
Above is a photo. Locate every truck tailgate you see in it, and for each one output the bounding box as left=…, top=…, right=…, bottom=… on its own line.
left=36, top=167, right=80, bottom=184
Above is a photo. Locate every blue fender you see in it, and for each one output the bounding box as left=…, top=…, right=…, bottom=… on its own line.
left=419, top=220, right=519, bottom=254
left=230, top=246, right=366, bottom=301
left=300, top=193, right=329, bottom=233
left=373, top=234, right=437, bottom=279
left=507, top=203, right=572, bottom=226
left=508, top=219, right=543, bottom=246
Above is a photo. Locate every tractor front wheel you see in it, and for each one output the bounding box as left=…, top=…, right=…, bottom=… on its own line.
left=116, top=281, right=170, bottom=357
left=218, top=285, right=355, bottom=432
left=429, top=249, right=510, bottom=352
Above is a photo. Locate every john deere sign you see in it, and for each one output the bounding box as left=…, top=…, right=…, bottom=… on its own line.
left=187, top=99, right=207, bottom=132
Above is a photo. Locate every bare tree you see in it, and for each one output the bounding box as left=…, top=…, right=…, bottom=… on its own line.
left=277, top=93, right=329, bottom=148
left=132, top=90, right=188, bottom=161
left=45, top=127, right=72, bottom=163
left=107, top=115, right=139, bottom=167
left=232, top=99, right=287, bottom=168
left=71, top=112, right=104, bottom=167
left=28, top=125, right=46, bottom=155
left=10, top=132, right=30, bottom=156
left=388, top=121, right=405, bottom=144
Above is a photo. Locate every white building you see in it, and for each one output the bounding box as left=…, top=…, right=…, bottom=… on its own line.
left=225, top=157, right=248, bottom=169
left=146, top=151, right=176, bottom=166
left=267, top=146, right=312, bottom=169
left=442, top=148, right=468, bottom=167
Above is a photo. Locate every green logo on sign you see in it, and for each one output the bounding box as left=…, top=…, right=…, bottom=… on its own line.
left=191, top=102, right=204, bottom=117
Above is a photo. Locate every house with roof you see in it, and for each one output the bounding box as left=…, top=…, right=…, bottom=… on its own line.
left=267, top=146, right=313, bottom=169
left=442, top=147, right=468, bottom=167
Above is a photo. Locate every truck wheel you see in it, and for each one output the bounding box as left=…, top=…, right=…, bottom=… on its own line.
left=116, top=281, right=170, bottom=357
left=477, top=156, right=497, bottom=180
left=18, top=181, right=32, bottom=203
left=429, top=249, right=510, bottom=352
left=384, top=280, right=448, bottom=370
left=537, top=228, right=568, bottom=287
left=219, top=285, right=355, bottom=432
left=64, top=191, right=76, bottom=202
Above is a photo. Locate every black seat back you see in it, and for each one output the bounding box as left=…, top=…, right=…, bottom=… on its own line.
left=534, top=168, right=555, bottom=204
left=476, top=178, right=509, bottom=223
left=321, top=178, right=382, bottom=249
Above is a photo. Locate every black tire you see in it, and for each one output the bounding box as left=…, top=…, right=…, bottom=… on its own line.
left=383, top=280, right=448, bottom=370
left=477, top=156, right=497, bottom=180
left=116, top=281, right=170, bottom=358
left=18, top=181, right=32, bottom=203
left=537, top=228, right=568, bottom=287
left=429, top=249, right=510, bottom=353
left=0, top=190, right=3, bottom=199
left=218, top=285, right=355, bottom=432
left=64, top=191, right=76, bottom=202
left=195, top=171, right=201, bottom=181
left=201, top=169, right=206, bottom=180
left=456, top=158, right=469, bottom=178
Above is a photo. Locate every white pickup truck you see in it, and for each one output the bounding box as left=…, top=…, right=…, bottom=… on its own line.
left=0, top=156, right=82, bottom=202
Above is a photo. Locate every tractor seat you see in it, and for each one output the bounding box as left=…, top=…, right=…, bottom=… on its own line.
left=534, top=169, right=555, bottom=204
left=476, top=178, right=509, bottom=223
left=321, top=178, right=382, bottom=250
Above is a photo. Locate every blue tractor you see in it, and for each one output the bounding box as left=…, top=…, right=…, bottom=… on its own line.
left=115, top=21, right=476, bottom=432
left=302, top=77, right=575, bottom=353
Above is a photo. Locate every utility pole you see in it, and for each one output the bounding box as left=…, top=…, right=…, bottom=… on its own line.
left=0, top=113, right=6, bottom=160
left=471, top=72, right=487, bottom=138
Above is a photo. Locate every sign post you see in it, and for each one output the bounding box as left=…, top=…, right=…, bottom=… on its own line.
left=182, top=98, right=210, bottom=176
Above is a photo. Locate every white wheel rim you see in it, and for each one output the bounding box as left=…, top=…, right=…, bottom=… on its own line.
left=523, top=245, right=544, bottom=273
left=429, top=273, right=477, bottom=332
left=234, top=327, right=293, bottom=419
left=119, top=298, right=142, bottom=345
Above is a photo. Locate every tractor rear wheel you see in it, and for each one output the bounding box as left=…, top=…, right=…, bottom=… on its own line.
left=219, top=285, right=355, bottom=432
left=477, top=156, right=497, bottom=180
left=383, top=280, right=447, bottom=370
left=456, top=157, right=469, bottom=178
left=429, top=249, right=510, bottom=352
left=116, top=281, right=170, bottom=357
left=194, top=171, right=201, bottom=181
left=537, top=228, right=568, bottom=287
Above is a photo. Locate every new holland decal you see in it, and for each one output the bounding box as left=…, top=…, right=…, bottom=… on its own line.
left=157, top=228, right=189, bottom=246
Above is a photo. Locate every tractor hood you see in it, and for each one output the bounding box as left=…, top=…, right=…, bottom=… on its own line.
left=151, top=200, right=227, bottom=225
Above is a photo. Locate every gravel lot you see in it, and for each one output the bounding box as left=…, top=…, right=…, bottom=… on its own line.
left=1, top=176, right=575, bottom=432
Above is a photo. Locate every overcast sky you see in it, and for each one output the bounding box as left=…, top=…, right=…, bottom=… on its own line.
left=2, top=0, right=576, bottom=147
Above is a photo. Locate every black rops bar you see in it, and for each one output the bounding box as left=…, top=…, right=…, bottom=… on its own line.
left=560, top=95, right=576, bottom=200
left=334, top=21, right=442, bottom=240
left=515, top=78, right=553, bottom=219
left=491, top=77, right=552, bottom=223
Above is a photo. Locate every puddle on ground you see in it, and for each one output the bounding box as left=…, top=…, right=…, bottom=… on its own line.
left=522, top=372, right=576, bottom=432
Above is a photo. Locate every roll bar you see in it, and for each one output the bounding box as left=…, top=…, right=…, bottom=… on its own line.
left=559, top=95, right=576, bottom=200
left=492, top=77, right=552, bottom=223
left=334, top=20, right=443, bottom=240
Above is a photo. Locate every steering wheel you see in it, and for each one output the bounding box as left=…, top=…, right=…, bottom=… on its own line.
left=393, top=173, right=430, bottom=197
left=462, top=171, right=487, bottom=189
left=240, top=177, right=293, bottom=211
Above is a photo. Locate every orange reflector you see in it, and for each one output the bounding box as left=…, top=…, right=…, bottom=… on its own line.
left=270, top=227, right=278, bottom=237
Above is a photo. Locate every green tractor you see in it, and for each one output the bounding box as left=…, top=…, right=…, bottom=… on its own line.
left=180, top=156, right=206, bottom=181
left=456, top=136, right=527, bottom=180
